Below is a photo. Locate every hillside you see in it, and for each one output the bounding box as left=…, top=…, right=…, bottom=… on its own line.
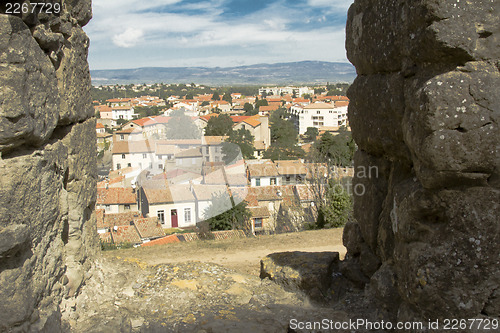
left=90, top=61, right=356, bottom=85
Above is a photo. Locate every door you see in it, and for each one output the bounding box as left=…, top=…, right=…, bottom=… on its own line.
left=171, top=209, right=178, bottom=228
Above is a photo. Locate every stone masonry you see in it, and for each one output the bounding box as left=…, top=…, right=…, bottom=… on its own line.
left=0, top=0, right=98, bottom=331
left=344, top=0, right=500, bottom=323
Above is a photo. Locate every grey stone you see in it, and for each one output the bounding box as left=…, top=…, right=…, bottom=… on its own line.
left=0, top=15, right=59, bottom=153
left=345, top=0, right=500, bottom=322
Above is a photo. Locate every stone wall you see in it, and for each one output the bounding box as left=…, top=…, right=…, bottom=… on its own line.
left=344, top=0, right=500, bottom=322
left=0, top=1, right=97, bottom=331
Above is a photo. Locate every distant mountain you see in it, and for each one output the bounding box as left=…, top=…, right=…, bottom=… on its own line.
left=90, top=61, right=355, bottom=86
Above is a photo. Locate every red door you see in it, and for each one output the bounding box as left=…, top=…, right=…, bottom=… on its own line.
left=171, top=209, right=178, bottom=228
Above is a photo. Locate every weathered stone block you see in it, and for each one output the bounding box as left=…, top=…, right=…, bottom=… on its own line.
left=0, top=15, right=59, bottom=153
left=260, top=251, right=346, bottom=303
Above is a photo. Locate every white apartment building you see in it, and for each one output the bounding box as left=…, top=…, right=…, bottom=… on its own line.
left=259, top=86, right=314, bottom=98
left=289, top=102, right=348, bottom=135
left=111, top=106, right=137, bottom=121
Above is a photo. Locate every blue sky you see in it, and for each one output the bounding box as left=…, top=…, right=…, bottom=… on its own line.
left=84, top=0, right=353, bottom=70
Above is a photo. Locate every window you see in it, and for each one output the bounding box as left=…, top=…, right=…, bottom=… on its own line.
left=270, top=177, right=276, bottom=185
left=158, top=164, right=163, bottom=169
left=215, top=156, right=220, bottom=162
left=122, top=154, right=125, bottom=159
left=184, top=208, right=191, bottom=223
left=286, top=176, right=291, bottom=182
left=127, top=163, right=131, bottom=167
left=215, top=147, right=219, bottom=153
left=116, top=164, right=121, bottom=170
left=120, top=135, right=124, bottom=140
left=143, top=153, right=147, bottom=159
left=157, top=210, right=165, bottom=223
left=168, top=155, right=172, bottom=160
left=206, top=147, right=209, bottom=154
left=124, top=204, right=130, bottom=210
left=255, top=178, right=261, bottom=186
left=317, top=111, right=320, bottom=114
left=105, top=204, right=111, bottom=210
left=254, top=218, right=263, bottom=229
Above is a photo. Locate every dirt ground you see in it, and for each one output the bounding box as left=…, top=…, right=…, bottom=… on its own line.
left=105, top=228, right=346, bottom=276
left=68, top=229, right=383, bottom=332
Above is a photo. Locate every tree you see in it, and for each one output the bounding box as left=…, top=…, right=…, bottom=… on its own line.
left=135, top=106, right=162, bottom=118
left=263, top=109, right=305, bottom=160
left=318, top=180, right=352, bottom=228
left=201, top=101, right=210, bottom=107
left=211, top=91, right=220, bottom=101
left=164, top=108, right=201, bottom=139
left=222, top=92, right=232, bottom=104
left=203, top=192, right=251, bottom=231
left=185, top=93, right=194, bottom=100
left=222, top=128, right=255, bottom=163
left=204, top=114, right=234, bottom=136
left=313, top=128, right=356, bottom=167
left=243, top=102, right=256, bottom=115
left=304, top=127, right=319, bottom=142
left=255, top=99, right=268, bottom=109
left=116, top=119, right=127, bottom=126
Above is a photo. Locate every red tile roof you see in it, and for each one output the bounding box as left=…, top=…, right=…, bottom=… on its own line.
left=141, top=234, right=181, bottom=247
left=247, top=162, right=279, bottom=177
left=248, top=206, right=270, bottom=218
left=97, top=188, right=137, bottom=205
left=111, top=225, right=141, bottom=244
left=303, top=102, right=335, bottom=109
left=97, top=211, right=142, bottom=229
left=276, top=160, right=308, bottom=175
left=133, top=217, right=165, bottom=239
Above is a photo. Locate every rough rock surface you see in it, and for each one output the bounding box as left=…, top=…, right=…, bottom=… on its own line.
left=67, top=257, right=384, bottom=333
left=260, top=251, right=349, bottom=303
left=0, top=1, right=97, bottom=331
left=344, top=0, right=500, bottom=323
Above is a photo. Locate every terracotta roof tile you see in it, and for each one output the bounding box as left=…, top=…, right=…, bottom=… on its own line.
left=143, top=184, right=195, bottom=204
left=111, top=225, right=141, bottom=244
left=141, top=234, right=181, bottom=247
left=97, top=188, right=137, bottom=205
left=276, top=160, right=308, bottom=175
left=303, top=102, right=335, bottom=109
left=248, top=206, right=270, bottom=218
left=133, top=217, right=165, bottom=239
left=112, top=140, right=156, bottom=154
left=98, top=211, right=142, bottom=229
left=247, top=162, right=279, bottom=177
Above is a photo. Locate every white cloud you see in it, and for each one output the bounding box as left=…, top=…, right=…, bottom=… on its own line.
left=85, top=0, right=352, bottom=69
left=307, top=0, right=353, bottom=10
left=112, top=28, right=144, bottom=48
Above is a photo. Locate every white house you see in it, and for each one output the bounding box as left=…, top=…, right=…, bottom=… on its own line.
left=246, top=161, right=281, bottom=187
left=96, top=187, right=138, bottom=214
left=289, top=102, right=348, bottom=135
left=139, top=184, right=196, bottom=228
left=111, top=105, right=137, bottom=121
left=191, top=184, right=231, bottom=222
